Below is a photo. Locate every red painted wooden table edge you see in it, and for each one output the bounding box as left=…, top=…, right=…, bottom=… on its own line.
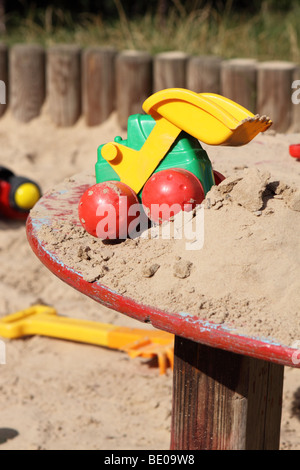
left=25, top=179, right=300, bottom=370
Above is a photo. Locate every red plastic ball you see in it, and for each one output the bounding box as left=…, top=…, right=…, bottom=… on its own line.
left=78, top=181, right=140, bottom=239
left=289, top=144, right=300, bottom=158
left=142, top=168, right=205, bottom=224
left=213, top=170, right=226, bottom=186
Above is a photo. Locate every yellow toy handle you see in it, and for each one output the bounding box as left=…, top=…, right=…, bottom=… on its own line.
left=0, top=305, right=172, bottom=347
left=0, top=305, right=174, bottom=374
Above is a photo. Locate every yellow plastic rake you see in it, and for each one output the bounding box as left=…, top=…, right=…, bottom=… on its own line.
left=0, top=305, right=174, bottom=374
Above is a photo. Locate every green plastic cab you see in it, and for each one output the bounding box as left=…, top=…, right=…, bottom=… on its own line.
left=95, top=114, right=215, bottom=199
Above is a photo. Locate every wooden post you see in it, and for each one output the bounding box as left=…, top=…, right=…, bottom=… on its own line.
left=0, top=0, right=5, bottom=34
left=47, top=45, right=82, bottom=127
left=256, top=61, right=296, bottom=132
left=116, top=50, right=152, bottom=129
left=221, top=58, right=257, bottom=113
left=290, top=65, right=300, bottom=132
left=153, top=51, right=189, bottom=92
left=82, top=46, right=117, bottom=126
left=0, top=43, right=8, bottom=117
left=10, top=44, right=45, bottom=123
left=187, top=55, right=222, bottom=93
left=170, top=337, right=284, bottom=450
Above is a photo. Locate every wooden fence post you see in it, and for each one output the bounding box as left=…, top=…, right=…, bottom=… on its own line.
left=221, top=58, right=257, bottom=113
left=0, top=0, right=5, bottom=34
left=116, top=50, right=152, bottom=129
left=256, top=61, right=296, bottom=132
left=10, top=44, right=45, bottom=123
left=0, top=42, right=7, bottom=117
left=187, top=55, right=222, bottom=93
left=153, top=51, right=189, bottom=92
left=82, top=46, right=117, bottom=126
left=47, top=45, right=82, bottom=127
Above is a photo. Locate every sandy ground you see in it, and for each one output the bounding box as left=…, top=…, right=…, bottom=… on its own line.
left=0, top=105, right=300, bottom=450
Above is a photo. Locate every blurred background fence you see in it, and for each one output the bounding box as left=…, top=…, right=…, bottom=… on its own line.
left=0, top=43, right=300, bottom=133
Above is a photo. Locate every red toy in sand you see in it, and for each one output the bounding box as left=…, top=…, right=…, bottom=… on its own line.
left=78, top=181, right=141, bottom=240
left=0, top=166, right=41, bottom=220
left=289, top=144, right=300, bottom=159
left=142, top=168, right=205, bottom=224
left=213, top=170, right=226, bottom=185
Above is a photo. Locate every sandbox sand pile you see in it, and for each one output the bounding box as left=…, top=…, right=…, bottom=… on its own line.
left=36, top=167, right=300, bottom=347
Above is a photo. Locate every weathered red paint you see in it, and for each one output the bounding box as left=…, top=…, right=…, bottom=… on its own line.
left=26, top=179, right=300, bottom=369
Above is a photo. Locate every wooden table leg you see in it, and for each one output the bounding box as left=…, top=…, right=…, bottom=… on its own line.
left=170, top=336, right=284, bottom=450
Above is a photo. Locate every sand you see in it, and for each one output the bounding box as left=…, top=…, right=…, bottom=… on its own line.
left=35, top=167, right=300, bottom=347
left=0, top=105, right=300, bottom=449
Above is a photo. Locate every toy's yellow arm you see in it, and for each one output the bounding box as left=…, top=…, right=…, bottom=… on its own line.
left=101, top=117, right=181, bottom=194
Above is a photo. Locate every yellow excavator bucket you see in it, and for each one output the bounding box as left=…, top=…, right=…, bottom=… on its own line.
left=143, top=88, right=272, bottom=146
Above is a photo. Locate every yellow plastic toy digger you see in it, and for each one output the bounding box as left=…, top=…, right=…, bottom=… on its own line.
left=99, top=89, right=272, bottom=194
left=0, top=305, right=174, bottom=375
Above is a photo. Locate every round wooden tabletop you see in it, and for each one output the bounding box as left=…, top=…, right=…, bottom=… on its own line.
left=26, top=173, right=300, bottom=369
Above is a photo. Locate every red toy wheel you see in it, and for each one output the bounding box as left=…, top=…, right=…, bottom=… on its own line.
left=78, top=181, right=140, bottom=239
left=213, top=170, right=226, bottom=185
left=142, top=168, right=205, bottom=224
left=289, top=144, right=300, bottom=158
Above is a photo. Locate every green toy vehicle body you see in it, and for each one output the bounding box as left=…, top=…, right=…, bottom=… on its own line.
left=95, top=114, right=216, bottom=199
